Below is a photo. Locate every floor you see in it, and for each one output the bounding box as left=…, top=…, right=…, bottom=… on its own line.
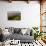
left=2, top=40, right=46, bottom=46
left=16, top=40, right=46, bottom=46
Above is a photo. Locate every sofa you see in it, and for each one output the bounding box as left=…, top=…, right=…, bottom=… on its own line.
left=3, top=27, right=34, bottom=43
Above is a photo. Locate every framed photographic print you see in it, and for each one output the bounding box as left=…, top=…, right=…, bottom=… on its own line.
left=7, top=11, right=21, bottom=21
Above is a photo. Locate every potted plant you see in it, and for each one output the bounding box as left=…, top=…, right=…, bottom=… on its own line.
left=32, top=27, right=43, bottom=40
left=32, top=27, right=38, bottom=40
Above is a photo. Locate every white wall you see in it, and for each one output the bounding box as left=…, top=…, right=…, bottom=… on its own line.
left=0, top=1, right=40, bottom=28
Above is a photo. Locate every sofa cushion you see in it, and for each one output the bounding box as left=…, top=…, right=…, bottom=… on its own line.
left=8, top=27, right=14, bottom=34
left=14, top=28, right=21, bottom=33
left=21, top=28, right=27, bottom=35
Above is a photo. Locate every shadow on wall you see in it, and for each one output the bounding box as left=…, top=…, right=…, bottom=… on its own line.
left=0, top=0, right=40, bottom=1
left=0, top=0, right=9, bottom=1
left=0, top=0, right=28, bottom=1
left=0, top=0, right=41, bottom=4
